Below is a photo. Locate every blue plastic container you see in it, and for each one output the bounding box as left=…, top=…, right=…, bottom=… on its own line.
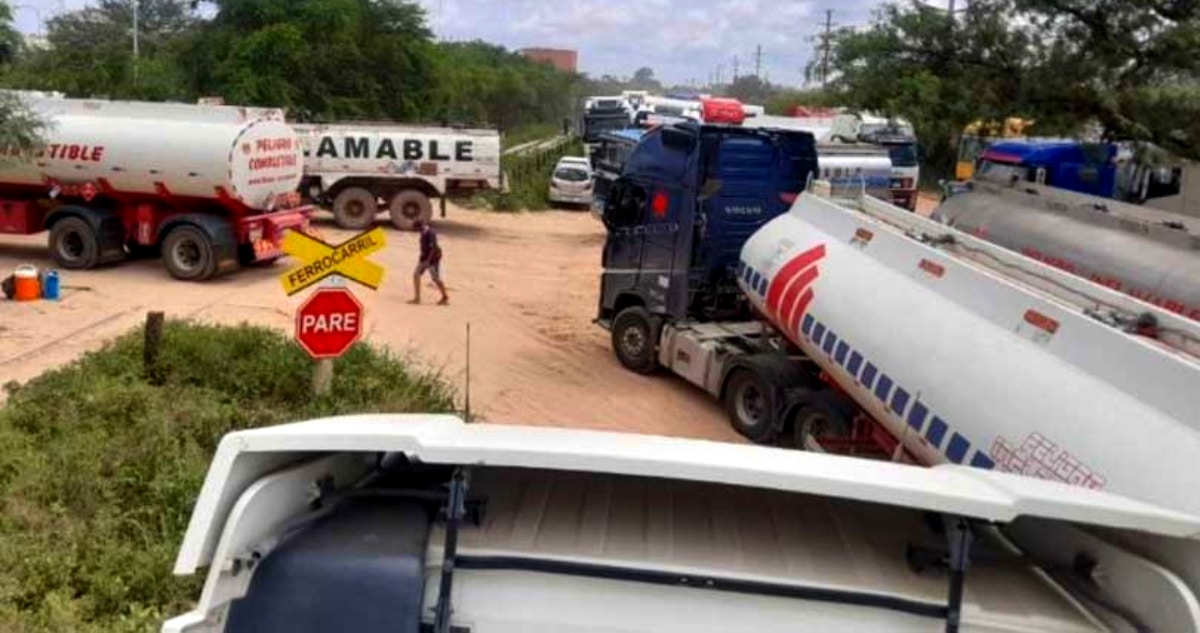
left=41, top=269, right=60, bottom=300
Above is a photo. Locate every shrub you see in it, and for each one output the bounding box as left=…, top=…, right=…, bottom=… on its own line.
left=0, top=321, right=455, bottom=631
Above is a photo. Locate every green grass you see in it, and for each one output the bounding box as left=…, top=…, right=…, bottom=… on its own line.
left=0, top=322, right=455, bottom=632
left=500, top=123, right=561, bottom=151
left=480, top=137, right=586, bottom=212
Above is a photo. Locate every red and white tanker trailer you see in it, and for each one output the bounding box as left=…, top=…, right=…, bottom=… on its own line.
left=0, top=93, right=311, bottom=280
left=597, top=123, right=1200, bottom=518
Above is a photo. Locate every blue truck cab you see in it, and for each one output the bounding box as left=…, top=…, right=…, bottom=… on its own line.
left=596, top=122, right=819, bottom=371
left=976, top=140, right=1119, bottom=197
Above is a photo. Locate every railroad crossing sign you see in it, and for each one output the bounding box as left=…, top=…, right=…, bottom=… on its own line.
left=295, top=287, right=364, bottom=359
left=281, top=227, right=386, bottom=295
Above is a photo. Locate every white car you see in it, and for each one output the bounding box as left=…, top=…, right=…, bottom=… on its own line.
left=549, top=157, right=594, bottom=207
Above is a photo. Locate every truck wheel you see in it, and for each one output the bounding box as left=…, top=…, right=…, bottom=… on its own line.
left=49, top=216, right=101, bottom=270
left=724, top=368, right=780, bottom=443
left=332, top=187, right=378, bottom=230
left=389, top=190, right=433, bottom=231
left=162, top=225, right=217, bottom=281
left=791, top=391, right=853, bottom=453
left=611, top=306, right=661, bottom=374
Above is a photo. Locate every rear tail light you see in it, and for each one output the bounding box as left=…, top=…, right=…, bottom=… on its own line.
left=780, top=192, right=799, bottom=204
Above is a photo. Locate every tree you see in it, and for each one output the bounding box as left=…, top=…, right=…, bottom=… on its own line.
left=726, top=75, right=773, bottom=105
left=6, top=0, right=195, bottom=99
left=0, top=2, right=44, bottom=155
left=629, top=66, right=661, bottom=91
left=822, top=0, right=1200, bottom=178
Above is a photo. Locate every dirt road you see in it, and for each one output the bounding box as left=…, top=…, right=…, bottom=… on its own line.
left=0, top=208, right=737, bottom=442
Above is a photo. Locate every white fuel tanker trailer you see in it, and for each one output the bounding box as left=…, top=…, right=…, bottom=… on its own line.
left=0, top=93, right=311, bottom=280
left=596, top=123, right=1200, bottom=518
left=934, top=174, right=1200, bottom=323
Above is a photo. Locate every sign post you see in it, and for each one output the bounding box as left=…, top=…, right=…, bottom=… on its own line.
left=295, top=286, right=364, bottom=395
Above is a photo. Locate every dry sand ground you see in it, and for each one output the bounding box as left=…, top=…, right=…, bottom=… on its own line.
left=0, top=206, right=738, bottom=442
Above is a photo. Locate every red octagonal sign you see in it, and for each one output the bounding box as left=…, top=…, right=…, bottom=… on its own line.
left=295, top=287, right=364, bottom=359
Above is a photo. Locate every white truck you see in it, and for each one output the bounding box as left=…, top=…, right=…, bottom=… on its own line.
left=165, top=415, right=1200, bottom=633
left=295, top=123, right=501, bottom=230
left=831, top=112, right=921, bottom=210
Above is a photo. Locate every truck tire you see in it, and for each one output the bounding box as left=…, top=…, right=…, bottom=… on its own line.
left=791, top=390, right=854, bottom=452
left=611, top=306, right=661, bottom=374
left=724, top=367, right=781, bottom=443
left=332, top=187, right=378, bottom=230
left=49, top=216, right=101, bottom=270
left=388, top=190, right=433, bottom=231
left=162, top=224, right=217, bottom=281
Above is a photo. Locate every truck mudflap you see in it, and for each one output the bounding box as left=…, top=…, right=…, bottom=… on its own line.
left=240, top=206, right=314, bottom=263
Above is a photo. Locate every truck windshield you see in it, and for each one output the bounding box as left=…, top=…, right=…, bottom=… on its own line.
left=886, top=143, right=919, bottom=167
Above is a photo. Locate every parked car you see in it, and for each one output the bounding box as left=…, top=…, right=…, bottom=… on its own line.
left=548, top=157, right=594, bottom=208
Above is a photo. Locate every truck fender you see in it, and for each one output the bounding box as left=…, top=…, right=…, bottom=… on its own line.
left=45, top=205, right=127, bottom=264
left=157, top=214, right=239, bottom=270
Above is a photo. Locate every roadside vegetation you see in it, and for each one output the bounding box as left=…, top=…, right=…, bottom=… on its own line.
left=0, top=321, right=455, bottom=632
left=493, top=137, right=586, bottom=212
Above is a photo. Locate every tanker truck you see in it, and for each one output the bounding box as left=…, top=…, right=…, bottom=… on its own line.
left=935, top=171, right=1200, bottom=322
left=597, top=122, right=1200, bottom=518
left=164, top=415, right=1200, bottom=633
left=294, top=123, right=501, bottom=231
left=0, top=93, right=311, bottom=280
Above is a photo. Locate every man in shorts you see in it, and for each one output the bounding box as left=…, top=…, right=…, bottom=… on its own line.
left=410, top=220, right=448, bottom=305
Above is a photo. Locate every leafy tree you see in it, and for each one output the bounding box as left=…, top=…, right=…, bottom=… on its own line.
left=0, top=2, right=43, bottom=155
left=822, top=0, right=1200, bottom=178
left=726, top=75, right=773, bottom=105
left=629, top=66, right=661, bottom=91
left=8, top=0, right=194, bottom=99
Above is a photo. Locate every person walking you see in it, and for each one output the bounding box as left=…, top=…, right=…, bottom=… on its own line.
left=410, top=220, right=448, bottom=305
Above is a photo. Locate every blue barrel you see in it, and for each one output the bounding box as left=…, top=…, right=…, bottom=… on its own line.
left=41, top=270, right=60, bottom=300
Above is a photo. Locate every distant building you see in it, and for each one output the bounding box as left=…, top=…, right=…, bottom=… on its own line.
left=520, top=48, right=578, bottom=73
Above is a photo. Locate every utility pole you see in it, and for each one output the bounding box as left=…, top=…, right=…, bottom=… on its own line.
left=754, top=45, right=763, bottom=79
left=131, top=0, right=139, bottom=86
left=821, top=9, right=835, bottom=86
left=733, top=55, right=739, bottom=82
left=717, top=64, right=724, bottom=87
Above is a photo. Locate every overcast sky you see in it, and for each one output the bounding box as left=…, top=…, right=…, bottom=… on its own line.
left=12, top=0, right=931, bottom=87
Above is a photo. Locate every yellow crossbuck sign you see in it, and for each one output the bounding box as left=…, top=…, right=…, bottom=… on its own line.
left=280, top=227, right=386, bottom=295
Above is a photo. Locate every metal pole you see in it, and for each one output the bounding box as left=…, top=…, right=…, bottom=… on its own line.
left=132, top=0, right=139, bottom=86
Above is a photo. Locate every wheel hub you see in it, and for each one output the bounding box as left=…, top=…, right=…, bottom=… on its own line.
left=621, top=327, right=646, bottom=356
left=173, top=239, right=202, bottom=270
left=59, top=231, right=85, bottom=260
left=735, top=382, right=764, bottom=424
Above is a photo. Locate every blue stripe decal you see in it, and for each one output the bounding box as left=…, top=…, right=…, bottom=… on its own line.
left=812, top=322, right=827, bottom=346
left=798, top=314, right=989, bottom=471
left=834, top=341, right=849, bottom=365
left=926, top=417, right=948, bottom=448
left=847, top=351, right=863, bottom=377
left=946, top=433, right=970, bottom=464
left=874, top=374, right=894, bottom=402
left=860, top=363, right=878, bottom=389
left=970, top=452, right=996, bottom=470
left=890, top=388, right=910, bottom=416
left=907, top=401, right=928, bottom=431
left=822, top=332, right=838, bottom=355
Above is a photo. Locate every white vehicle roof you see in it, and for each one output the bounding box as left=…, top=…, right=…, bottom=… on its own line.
left=174, top=415, right=1200, bottom=575
left=557, top=156, right=591, bottom=166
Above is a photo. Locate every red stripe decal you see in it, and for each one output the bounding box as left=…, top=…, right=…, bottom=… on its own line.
left=766, top=245, right=827, bottom=313
left=788, top=288, right=816, bottom=335
left=780, top=266, right=820, bottom=327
